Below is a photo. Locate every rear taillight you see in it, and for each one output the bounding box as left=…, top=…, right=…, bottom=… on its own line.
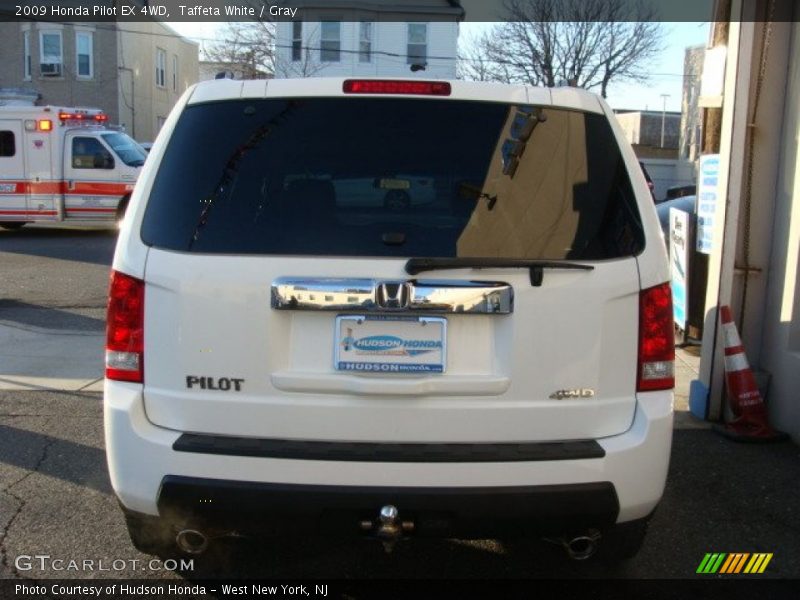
left=106, top=270, right=144, bottom=383
left=637, top=282, right=674, bottom=391
left=342, top=79, right=452, bottom=96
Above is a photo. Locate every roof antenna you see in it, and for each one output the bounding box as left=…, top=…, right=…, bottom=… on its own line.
left=410, top=62, right=427, bottom=72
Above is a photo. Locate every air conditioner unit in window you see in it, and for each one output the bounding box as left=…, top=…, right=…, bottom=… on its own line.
left=40, top=63, right=62, bottom=76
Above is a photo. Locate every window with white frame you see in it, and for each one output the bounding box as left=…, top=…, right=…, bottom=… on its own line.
left=320, top=21, right=341, bottom=62
left=291, top=21, right=302, bottom=62
left=155, top=48, right=166, bottom=87
left=359, top=22, right=372, bottom=63
left=39, top=30, right=63, bottom=75
left=172, top=54, right=178, bottom=91
left=23, top=31, right=31, bottom=80
left=406, top=23, right=427, bottom=65
left=76, top=31, right=93, bottom=78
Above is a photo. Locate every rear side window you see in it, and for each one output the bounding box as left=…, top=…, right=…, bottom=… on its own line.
left=0, top=131, right=15, bottom=157
left=142, top=98, right=643, bottom=259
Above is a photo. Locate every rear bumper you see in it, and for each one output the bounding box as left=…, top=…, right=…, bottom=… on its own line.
left=153, top=477, right=619, bottom=537
left=105, top=381, right=672, bottom=534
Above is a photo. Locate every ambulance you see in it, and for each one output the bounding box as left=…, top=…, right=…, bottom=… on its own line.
left=0, top=105, right=146, bottom=229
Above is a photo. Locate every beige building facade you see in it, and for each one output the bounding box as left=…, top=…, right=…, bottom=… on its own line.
left=116, top=21, right=199, bottom=142
left=0, top=20, right=197, bottom=142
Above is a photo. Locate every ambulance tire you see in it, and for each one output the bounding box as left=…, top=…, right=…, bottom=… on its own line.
left=115, top=196, right=130, bottom=227
left=0, top=222, right=26, bottom=231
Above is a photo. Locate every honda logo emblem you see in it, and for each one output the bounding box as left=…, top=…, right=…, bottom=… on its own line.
left=375, top=282, right=412, bottom=310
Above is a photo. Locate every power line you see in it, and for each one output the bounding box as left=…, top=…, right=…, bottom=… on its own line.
left=5, top=15, right=688, bottom=75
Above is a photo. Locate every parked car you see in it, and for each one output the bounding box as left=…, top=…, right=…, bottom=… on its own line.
left=639, top=161, right=656, bottom=200
left=284, top=174, right=437, bottom=210
left=106, top=78, right=674, bottom=562
left=665, top=184, right=696, bottom=201
left=656, top=195, right=696, bottom=240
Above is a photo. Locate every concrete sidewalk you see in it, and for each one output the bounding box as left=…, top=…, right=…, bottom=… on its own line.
left=0, top=320, right=104, bottom=392
left=674, top=345, right=708, bottom=429
left=0, top=318, right=708, bottom=427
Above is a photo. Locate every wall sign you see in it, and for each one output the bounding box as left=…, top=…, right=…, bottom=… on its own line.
left=670, top=207, right=690, bottom=330
left=696, top=154, right=720, bottom=254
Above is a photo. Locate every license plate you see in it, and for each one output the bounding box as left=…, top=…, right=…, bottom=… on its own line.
left=334, top=315, right=446, bottom=374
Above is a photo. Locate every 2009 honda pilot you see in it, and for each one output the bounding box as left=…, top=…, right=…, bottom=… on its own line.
left=105, top=78, right=674, bottom=561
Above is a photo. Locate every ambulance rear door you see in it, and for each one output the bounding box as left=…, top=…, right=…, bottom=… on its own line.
left=25, top=116, right=59, bottom=221
left=0, top=119, right=29, bottom=221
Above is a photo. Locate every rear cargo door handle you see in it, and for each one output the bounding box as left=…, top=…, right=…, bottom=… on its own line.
left=271, top=277, right=513, bottom=314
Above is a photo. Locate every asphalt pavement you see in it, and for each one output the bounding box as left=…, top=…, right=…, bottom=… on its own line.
left=1, top=226, right=798, bottom=583
left=0, top=225, right=110, bottom=392
left=1, top=389, right=798, bottom=581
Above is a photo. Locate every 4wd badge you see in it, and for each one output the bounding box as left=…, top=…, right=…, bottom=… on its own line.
left=549, top=388, right=595, bottom=400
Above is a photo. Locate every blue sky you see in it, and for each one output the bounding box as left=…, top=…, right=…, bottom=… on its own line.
left=170, top=21, right=709, bottom=113
left=610, top=22, right=709, bottom=112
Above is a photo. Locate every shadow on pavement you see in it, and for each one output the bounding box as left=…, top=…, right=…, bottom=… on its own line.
left=648, top=428, right=799, bottom=578
left=178, top=534, right=625, bottom=580
left=0, top=423, right=111, bottom=495
left=0, top=227, right=117, bottom=266
left=0, top=300, right=105, bottom=332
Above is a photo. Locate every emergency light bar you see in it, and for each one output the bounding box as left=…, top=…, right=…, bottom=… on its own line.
left=342, top=79, right=451, bottom=96
left=58, top=111, right=108, bottom=124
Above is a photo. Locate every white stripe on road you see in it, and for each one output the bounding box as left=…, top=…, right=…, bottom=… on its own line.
left=0, top=375, right=103, bottom=392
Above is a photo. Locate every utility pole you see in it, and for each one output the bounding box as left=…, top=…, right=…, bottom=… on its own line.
left=660, top=94, right=670, bottom=148
left=118, top=66, right=135, bottom=139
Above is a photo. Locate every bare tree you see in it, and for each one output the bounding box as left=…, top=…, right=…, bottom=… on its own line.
left=204, top=20, right=326, bottom=79
left=274, top=24, right=327, bottom=78
left=457, top=32, right=498, bottom=81
left=459, top=0, right=664, bottom=98
left=204, top=21, right=276, bottom=79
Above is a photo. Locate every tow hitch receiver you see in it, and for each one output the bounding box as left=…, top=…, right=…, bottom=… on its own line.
left=360, top=505, right=415, bottom=553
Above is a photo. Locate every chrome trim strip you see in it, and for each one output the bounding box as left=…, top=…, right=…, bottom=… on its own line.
left=271, top=277, right=513, bottom=314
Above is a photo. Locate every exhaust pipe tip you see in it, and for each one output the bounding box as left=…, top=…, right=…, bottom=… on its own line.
left=563, top=530, right=601, bottom=561
left=176, top=529, right=209, bottom=555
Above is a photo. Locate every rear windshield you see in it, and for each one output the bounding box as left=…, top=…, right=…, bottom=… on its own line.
left=141, top=98, right=643, bottom=259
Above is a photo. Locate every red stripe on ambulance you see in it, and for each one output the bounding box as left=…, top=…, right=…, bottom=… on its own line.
left=0, top=181, right=131, bottom=196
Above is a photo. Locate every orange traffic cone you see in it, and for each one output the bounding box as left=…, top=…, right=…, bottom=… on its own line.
left=714, top=305, right=787, bottom=442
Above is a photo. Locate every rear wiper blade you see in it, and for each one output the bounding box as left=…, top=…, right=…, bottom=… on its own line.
left=405, top=257, right=594, bottom=287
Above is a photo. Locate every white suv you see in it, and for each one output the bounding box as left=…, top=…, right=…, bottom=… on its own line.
left=105, top=78, right=674, bottom=561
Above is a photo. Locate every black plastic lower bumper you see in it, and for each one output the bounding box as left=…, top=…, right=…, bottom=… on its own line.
left=155, top=476, right=620, bottom=538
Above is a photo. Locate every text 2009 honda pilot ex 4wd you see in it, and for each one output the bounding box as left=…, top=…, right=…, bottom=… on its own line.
left=105, top=78, right=674, bottom=561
